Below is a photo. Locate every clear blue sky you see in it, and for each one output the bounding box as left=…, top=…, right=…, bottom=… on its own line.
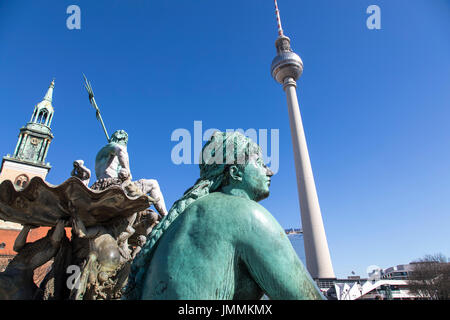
left=0, top=0, right=449, bottom=279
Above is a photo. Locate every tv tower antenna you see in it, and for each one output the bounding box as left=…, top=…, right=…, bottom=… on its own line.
left=274, top=0, right=284, bottom=36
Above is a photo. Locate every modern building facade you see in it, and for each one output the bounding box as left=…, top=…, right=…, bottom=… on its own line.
left=326, top=264, right=427, bottom=300
left=285, top=228, right=306, bottom=265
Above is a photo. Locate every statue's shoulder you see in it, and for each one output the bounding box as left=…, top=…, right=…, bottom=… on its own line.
left=95, top=142, right=120, bottom=159
left=187, top=192, right=272, bottom=228
left=194, top=192, right=264, bottom=210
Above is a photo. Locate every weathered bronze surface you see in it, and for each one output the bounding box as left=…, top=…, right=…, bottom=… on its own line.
left=0, top=176, right=151, bottom=227
left=125, top=132, right=324, bottom=300
left=0, top=171, right=158, bottom=300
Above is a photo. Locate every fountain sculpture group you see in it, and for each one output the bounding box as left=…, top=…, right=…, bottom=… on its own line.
left=0, top=126, right=324, bottom=300
left=0, top=128, right=166, bottom=300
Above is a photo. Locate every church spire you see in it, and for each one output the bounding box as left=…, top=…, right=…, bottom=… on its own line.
left=11, top=79, right=55, bottom=165
left=30, top=79, right=55, bottom=127
left=43, top=78, right=55, bottom=103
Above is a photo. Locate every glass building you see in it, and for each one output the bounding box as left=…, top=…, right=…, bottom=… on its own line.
left=285, top=229, right=306, bottom=266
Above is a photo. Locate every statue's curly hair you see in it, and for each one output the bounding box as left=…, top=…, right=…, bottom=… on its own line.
left=123, top=131, right=262, bottom=299
left=110, top=130, right=128, bottom=145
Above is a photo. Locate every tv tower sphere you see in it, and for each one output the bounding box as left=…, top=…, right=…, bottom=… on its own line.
left=271, top=35, right=303, bottom=84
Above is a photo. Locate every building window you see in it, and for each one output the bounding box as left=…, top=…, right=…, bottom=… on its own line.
left=36, top=109, right=48, bottom=124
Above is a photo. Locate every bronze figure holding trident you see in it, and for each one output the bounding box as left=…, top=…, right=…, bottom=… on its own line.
left=81, top=74, right=168, bottom=213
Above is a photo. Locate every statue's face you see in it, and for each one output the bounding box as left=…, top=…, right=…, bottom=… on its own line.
left=240, top=153, right=274, bottom=202
left=138, top=236, right=147, bottom=246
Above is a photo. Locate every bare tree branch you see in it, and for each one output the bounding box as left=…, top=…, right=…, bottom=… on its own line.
left=408, top=253, right=450, bottom=300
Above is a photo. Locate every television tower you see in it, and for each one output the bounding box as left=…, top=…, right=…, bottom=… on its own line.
left=270, top=0, right=335, bottom=280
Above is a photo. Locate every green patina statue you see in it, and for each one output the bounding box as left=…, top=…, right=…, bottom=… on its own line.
left=94, top=129, right=131, bottom=181
left=125, top=131, right=324, bottom=300
left=93, top=130, right=168, bottom=216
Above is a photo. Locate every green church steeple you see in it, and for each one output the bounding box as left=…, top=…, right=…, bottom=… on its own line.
left=11, top=79, right=55, bottom=168
left=0, top=79, right=55, bottom=189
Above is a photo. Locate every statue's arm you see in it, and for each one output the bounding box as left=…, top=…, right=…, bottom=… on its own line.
left=13, top=225, right=32, bottom=252
left=72, top=215, right=104, bottom=239
left=50, top=220, right=66, bottom=246
left=95, top=145, right=116, bottom=179
left=240, top=208, right=324, bottom=300
left=116, top=146, right=132, bottom=180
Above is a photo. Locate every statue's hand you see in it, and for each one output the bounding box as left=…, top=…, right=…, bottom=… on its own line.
left=118, top=169, right=131, bottom=181
left=118, top=245, right=132, bottom=261
left=55, top=219, right=67, bottom=228
left=51, top=219, right=67, bottom=234
left=70, top=216, right=82, bottom=236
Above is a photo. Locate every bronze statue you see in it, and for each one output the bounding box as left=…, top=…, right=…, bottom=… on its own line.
left=0, top=220, right=67, bottom=300
left=125, top=132, right=324, bottom=300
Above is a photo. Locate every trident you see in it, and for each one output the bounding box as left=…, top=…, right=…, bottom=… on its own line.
left=83, top=74, right=110, bottom=142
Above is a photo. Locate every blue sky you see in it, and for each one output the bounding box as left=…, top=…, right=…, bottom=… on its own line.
left=0, top=0, right=449, bottom=278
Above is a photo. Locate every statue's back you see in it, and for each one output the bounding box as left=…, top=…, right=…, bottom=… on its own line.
left=94, top=143, right=119, bottom=180
left=138, top=192, right=324, bottom=300
left=140, top=192, right=266, bottom=300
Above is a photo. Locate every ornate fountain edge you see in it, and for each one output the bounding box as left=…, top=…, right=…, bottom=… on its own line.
left=0, top=176, right=152, bottom=227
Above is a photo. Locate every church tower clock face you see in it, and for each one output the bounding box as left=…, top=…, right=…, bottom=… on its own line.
left=22, top=137, right=41, bottom=162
